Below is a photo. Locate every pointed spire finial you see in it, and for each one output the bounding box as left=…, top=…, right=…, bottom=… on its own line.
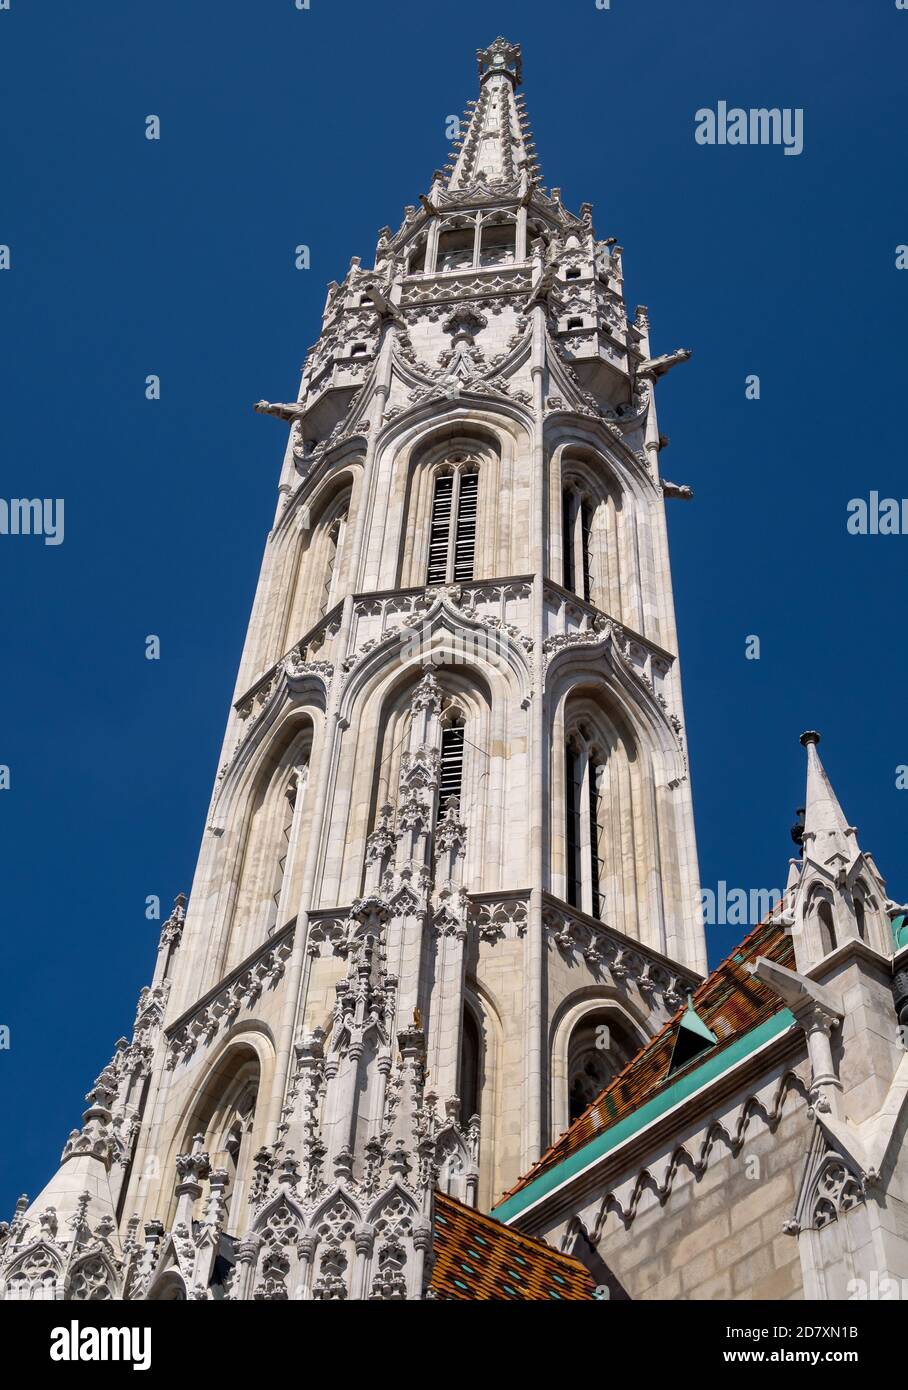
left=477, top=36, right=522, bottom=86
left=799, top=729, right=857, bottom=867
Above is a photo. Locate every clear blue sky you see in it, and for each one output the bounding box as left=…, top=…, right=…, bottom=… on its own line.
left=1, top=0, right=905, bottom=1217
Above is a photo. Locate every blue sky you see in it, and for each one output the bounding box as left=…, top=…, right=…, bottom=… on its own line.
left=0, top=0, right=905, bottom=1216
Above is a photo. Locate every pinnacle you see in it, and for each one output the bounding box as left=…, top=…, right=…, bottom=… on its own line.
left=800, top=730, right=857, bottom=866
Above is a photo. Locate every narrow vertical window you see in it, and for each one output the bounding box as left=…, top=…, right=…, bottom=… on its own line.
left=580, top=498, right=593, bottom=603
left=267, top=767, right=306, bottom=935
left=427, top=475, right=454, bottom=584
left=563, top=485, right=594, bottom=601
left=460, top=1006, right=481, bottom=1122
left=438, top=720, right=465, bottom=819
left=320, top=505, right=348, bottom=616
left=426, top=467, right=478, bottom=585
left=565, top=742, right=583, bottom=908
left=588, top=755, right=603, bottom=920
left=453, top=472, right=478, bottom=581
left=562, top=489, right=575, bottom=591
left=818, top=900, right=836, bottom=955
left=855, top=897, right=866, bottom=941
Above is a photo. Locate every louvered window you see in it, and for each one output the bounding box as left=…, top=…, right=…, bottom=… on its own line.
left=438, top=722, right=465, bottom=820
left=427, top=476, right=454, bottom=584
left=427, top=468, right=478, bottom=585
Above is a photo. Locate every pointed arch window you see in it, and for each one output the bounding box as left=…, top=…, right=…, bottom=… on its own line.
left=320, top=503, right=348, bottom=616
left=436, top=223, right=477, bottom=273
left=427, top=459, right=479, bottom=585
left=479, top=219, right=516, bottom=267
left=854, top=894, right=867, bottom=942
left=565, top=739, right=583, bottom=910
left=566, top=1012, right=635, bottom=1122
left=460, top=1004, right=482, bottom=1124
left=562, top=483, right=593, bottom=602
left=817, top=899, right=837, bottom=956
left=565, top=727, right=605, bottom=920
left=181, top=1049, right=261, bottom=1238
left=267, top=765, right=308, bottom=934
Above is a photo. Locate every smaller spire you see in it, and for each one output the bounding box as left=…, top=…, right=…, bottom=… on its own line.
left=799, top=731, right=857, bottom=868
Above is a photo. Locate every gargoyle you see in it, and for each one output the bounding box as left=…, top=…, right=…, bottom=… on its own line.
left=253, top=400, right=304, bottom=422
left=637, top=348, right=693, bottom=379
left=661, top=480, right=694, bottom=500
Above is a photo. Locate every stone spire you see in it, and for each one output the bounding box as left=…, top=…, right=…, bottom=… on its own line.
left=788, top=732, right=893, bottom=972
left=444, top=38, right=540, bottom=193
left=799, top=731, right=858, bottom=872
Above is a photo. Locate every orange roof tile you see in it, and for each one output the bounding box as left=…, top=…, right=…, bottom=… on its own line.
left=498, top=914, right=794, bottom=1204
left=429, top=1191, right=596, bottom=1300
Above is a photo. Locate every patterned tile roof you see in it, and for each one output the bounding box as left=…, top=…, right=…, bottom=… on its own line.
left=497, top=914, right=794, bottom=1205
left=429, top=1191, right=597, bottom=1300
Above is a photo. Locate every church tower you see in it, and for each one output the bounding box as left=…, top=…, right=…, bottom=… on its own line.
left=0, top=37, right=705, bottom=1301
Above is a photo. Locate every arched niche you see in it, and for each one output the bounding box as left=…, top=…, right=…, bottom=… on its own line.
left=314, top=606, right=532, bottom=905
left=219, top=712, right=317, bottom=976
left=550, top=993, right=649, bottom=1136
left=368, top=408, right=532, bottom=592
left=552, top=684, right=647, bottom=937
left=548, top=441, right=638, bottom=621
left=167, top=1036, right=271, bottom=1237
left=281, top=470, right=357, bottom=651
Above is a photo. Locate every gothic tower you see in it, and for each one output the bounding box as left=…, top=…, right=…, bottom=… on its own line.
left=0, top=37, right=705, bottom=1301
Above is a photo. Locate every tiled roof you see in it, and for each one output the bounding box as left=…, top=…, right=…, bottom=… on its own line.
left=429, top=1190, right=597, bottom=1300
left=497, top=914, right=794, bottom=1205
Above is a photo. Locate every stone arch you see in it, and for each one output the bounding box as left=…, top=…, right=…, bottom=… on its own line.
left=67, top=1251, right=118, bottom=1301
left=547, top=430, right=659, bottom=637
left=460, top=978, right=504, bottom=1210
left=325, top=621, right=530, bottom=902
left=552, top=681, right=651, bottom=942
left=478, top=208, right=518, bottom=267
left=396, top=425, right=501, bottom=588
left=549, top=991, right=649, bottom=1136
left=365, top=406, right=534, bottom=591
left=1, top=1241, right=62, bottom=1301
left=248, top=1191, right=307, bottom=1300
left=215, top=710, right=319, bottom=975
left=282, top=468, right=357, bottom=650
left=555, top=445, right=626, bottom=614
left=800, top=880, right=839, bottom=962
left=547, top=646, right=700, bottom=969
left=849, top=873, right=889, bottom=953
left=308, top=1190, right=362, bottom=1301
left=163, top=1032, right=274, bottom=1236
